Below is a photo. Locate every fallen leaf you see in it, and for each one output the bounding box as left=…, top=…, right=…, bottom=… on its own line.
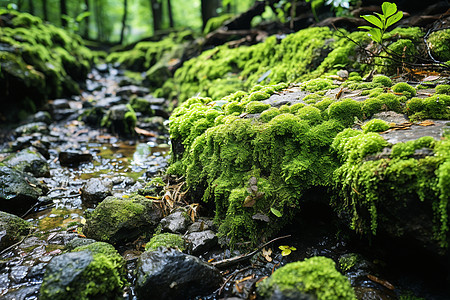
left=252, top=213, right=270, bottom=222
left=262, top=248, right=272, bottom=262
left=243, top=196, right=256, bottom=207
left=421, top=75, right=440, bottom=82
left=367, top=274, right=395, bottom=290
left=418, top=120, right=435, bottom=126
left=249, top=176, right=258, bottom=186
left=235, top=274, right=255, bottom=284
left=270, top=207, right=282, bottom=217
left=80, top=217, right=86, bottom=225
left=135, top=127, right=157, bottom=137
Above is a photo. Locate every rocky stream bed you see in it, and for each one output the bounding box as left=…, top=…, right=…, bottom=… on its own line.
left=1, top=65, right=449, bottom=300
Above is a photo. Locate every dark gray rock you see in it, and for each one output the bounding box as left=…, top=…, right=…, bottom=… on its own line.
left=102, top=104, right=136, bottom=136
left=47, top=232, right=78, bottom=245
left=0, top=211, right=32, bottom=251
left=14, top=122, right=48, bottom=137
left=116, top=85, right=149, bottom=97
left=0, top=164, right=47, bottom=215
left=27, top=111, right=52, bottom=125
left=51, top=99, right=71, bottom=110
left=80, top=178, right=113, bottom=204
left=160, top=209, right=192, bottom=234
left=96, top=96, right=124, bottom=108
left=58, top=150, right=93, bottom=167
left=185, top=230, right=218, bottom=255
left=135, top=248, right=222, bottom=300
left=3, top=148, right=50, bottom=177
left=65, top=237, right=97, bottom=251
left=9, top=265, right=29, bottom=284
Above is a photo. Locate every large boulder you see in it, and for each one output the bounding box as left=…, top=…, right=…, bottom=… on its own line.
left=39, top=243, right=125, bottom=300
left=3, top=148, right=50, bottom=177
left=0, top=211, right=32, bottom=251
left=257, top=256, right=356, bottom=300
left=135, top=248, right=222, bottom=299
left=83, top=195, right=162, bottom=244
left=0, top=163, right=48, bottom=215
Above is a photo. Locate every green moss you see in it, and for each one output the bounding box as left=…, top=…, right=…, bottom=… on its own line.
left=144, top=233, right=185, bottom=252
left=406, top=94, right=450, bottom=120
left=301, top=78, right=335, bottom=92
left=372, top=75, right=392, bottom=87
left=260, top=107, right=281, bottom=122
left=436, top=84, right=450, bottom=95
left=427, top=29, right=450, bottom=62
left=362, top=119, right=390, bottom=133
left=203, top=14, right=234, bottom=34
left=392, top=82, right=417, bottom=97
left=328, top=99, right=362, bottom=127
left=257, top=256, right=356, bottom=300
left=295, top=106, right=323, bottom=125
left=246, top=101, right=271, bottom=114
left=339, top=253, right=360, bottom=272
left=391, top=137, right=435, bottom=159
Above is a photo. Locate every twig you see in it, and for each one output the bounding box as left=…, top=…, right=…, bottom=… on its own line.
left=218, top=266, right=251, bottom=295
left=211, top=235, right=291, bottom=269
left=0, top=228, right=33, bottom=256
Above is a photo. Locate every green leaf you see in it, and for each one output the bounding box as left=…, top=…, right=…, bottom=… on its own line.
left=361, top=15, right=384, bottom=29
left=368, top=28, right=382, bottom=43
left=375, top=12, right=386, bottom=23
left=279, top=245, right=289, bottom=250
left=281, top=249, right=291, bottom=256
left=270, top=207, right=282, bottom=217
left=382, top=2, right=397, bottom=18
left=358, top=26, right=374, bottom=31
left=386, top=11, right=403, bottom=28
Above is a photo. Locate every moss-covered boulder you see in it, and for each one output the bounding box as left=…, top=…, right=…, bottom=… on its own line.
left=0, top=9, right=93, bottom=121
left=3, top=147, right=50, bottom=177
left=257, top=256, right=356, bottom=300
left=427, top=29, right=450, bottom=63
left=100, top=104, right=137, bottom=136
left=0, top=163, right=48, bottom=215
left=39, top=244, right=125, bottom=300
left=0, top=211, right=32, bottom=251
left=144, top=233, right=186, bottom=252
left=83, top=195, right=162, bottom=244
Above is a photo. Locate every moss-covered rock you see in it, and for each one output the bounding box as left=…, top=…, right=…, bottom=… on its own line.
left=257, top=256, right=356, bottom=300
left=83, top=195, right=162, bottom=244
left=100, top=104, right=137, bottom=136
left=427, top=29, right=450, bottom=62
left=144, top=233, right=186, bottom=252
left=0, top=9, right=93, bottom=121
left=0, top=211, right=32, bottom=251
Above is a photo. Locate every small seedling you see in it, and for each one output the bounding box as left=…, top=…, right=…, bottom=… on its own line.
left=358, top=2, right=403, bottom=43
left=279, top=245, right=297, bottom=256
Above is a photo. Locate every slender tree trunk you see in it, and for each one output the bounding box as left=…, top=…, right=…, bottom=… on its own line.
left=150, top=0, right=163, bottom=33
left=119, top=0, right=128, bottom=44
left=28, top=0, right=34, bottom=14
left=94, top=0, right=103, bottom=40
left=42, top=0, right=48, bottom=21
left=167, top=0, right=174, bottom=28
left=60, top=0, right=68, bottom=27
left=84, top=0, right=90, bottom=38
left=201, top=0, right=219, bottom=30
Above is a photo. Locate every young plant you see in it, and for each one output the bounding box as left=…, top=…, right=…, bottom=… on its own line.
left=359, top=2, right=403, bottom=43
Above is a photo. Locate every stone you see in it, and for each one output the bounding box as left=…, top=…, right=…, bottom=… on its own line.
left=3, top=148, right=50, bottom=177
left=14, top=122, right=49, bottom=137
left=160, top=209, right=192, bottom=234
left=58, top=150, right=93, bottom=167
left=80, top=178, right=113, bottom=205
left=135, top=248, right=222, bottom=299
left=185, top=230, right=218, bottom=255
left=27, top=111, right=52, bottom=125
left=0, top=211, right=32, bottom=251
left=39, top=251, right=124, bottom=300
left=50, top=99, right=71, bottom=110
left=65, top=237, right=97, bottom=251
left=0, top=164, right=48, bottom=215
left=83, top=195, right=162, bottom=244
left=116, top=85, right=150, bottom=97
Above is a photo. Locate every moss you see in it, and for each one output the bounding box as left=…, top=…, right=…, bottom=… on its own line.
left=300, top=78, right=335, bottom=92
left=130, top=97, right=154, bottom=115
left=391, top=137, right=435, bottom=159
left=328, top=99, right=362, bottom=127
left=260, top=107, right=281, bottom=122
left=145, top=233, right=186, bottom=252
left=362, top=119, right=390, bottom=133
left=392, top=82, right=417, bottom=97
left=339, top=253, right=360, bottom=272
left=406, top=94, right=450, bottom=120
left=376, top=39, right=419, bottom=74
left=436, top=84, right=450, bottom=95
left=257, top=256, right=356, bottom=300
left=203, top=14, right=234, bottom=34
left=246, top=101, right=271, bottom=114
left=295, top=106, right=323, bottom=125
left=427, top=29, right=450, bottom=62
left=372, top=75, right=392, bottom=87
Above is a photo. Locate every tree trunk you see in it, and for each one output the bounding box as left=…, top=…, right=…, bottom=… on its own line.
left=119, top=0, right=128, bottom=44
left=150, top=0, right=163, bottom=33
left=201, top=0, right=219, bottom=30
left=167, top=0, right=174, bottom=28
left=83, top=0, right=90, bottom=38
left=28, top=0, right=34, bottom=14
left=94, top=0, right=103, bottom=40
left=60, top=0, right=68, bottom=27
left=42, top=0, right=48, bottom=21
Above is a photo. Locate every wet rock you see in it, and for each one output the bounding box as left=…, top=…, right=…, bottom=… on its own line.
left=116, top=85, right=149, bottom=97
left=0, top=164, right=47, bottom=215
left=102, top=104, right=137, bottom=136
left=0, top=211, right=32, bottom=251
left=3, top=148, right=50, bottom=177
left=95, top=96, right=124, bottom=108
left=2, top=285, right=40, bottom=300
left=80, top=178, right=113, bottom=205
left=83, top=195, right=162, bottom=244
left=187, top=219, right=215, bottom=233
left=58, top=150, right=93, bottom=167
left=50, top=99, right=71, bottom=110
left=26, top=111, right=52, bottom=125
left=9, top=265, right=29, bottom=284
left=65, top=237, right=97, bottom=251
left=185, top=230, right=218, bottom=255
left=14, top=122, right=48, bottom=137
left=47, top=232, right=78, bottom=245
left=39, top=251, right=124, bottom=300
left=135, top=248, right=222, bottom=299
left=160, top=209, right=192, bottom=234
left=95, top=63, right=108, bottom=73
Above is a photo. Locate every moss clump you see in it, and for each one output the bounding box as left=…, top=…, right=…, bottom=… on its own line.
left=392, top=82, right=417, bottom=97
left=257, top=256, right=356, bottom=300
left=301, top=78, right=335, bottom=92
left=260, top=107, right=281, bottom=122
left=144, top=233, right=185, bottom=252
left=391, top=136, right=435, bottom=159
left=0, top=211, right=32, bottom=251
left=436, top=84, right=450, bottom=95
left=328, top=99, right=362, bottom=127
left=406, top=94, right=450, bottom=120
left=427, top=29, right=450, bottom=62
left=246, top=101, right=271, bottom=114
left=362, top=119, right=390, bottom=133
left=372, top=75, right=392, bottom=87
